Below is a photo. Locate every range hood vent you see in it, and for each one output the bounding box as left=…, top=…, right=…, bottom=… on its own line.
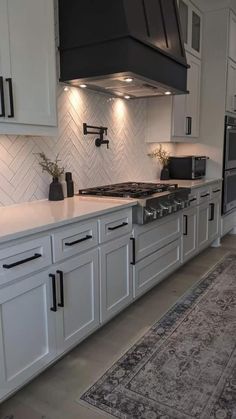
left=59, top=0, right=188, bottom=98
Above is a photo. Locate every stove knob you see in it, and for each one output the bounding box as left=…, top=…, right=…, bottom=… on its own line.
left=172, top=203, right=178, bottom=212
left=144, top=208, right=154, bottom=219
left=160, top=204, right=168, bottom=212
left=156, top=208, right=163, bottom=218
left=150, top=207, right=157, bottom=219
left=174, top=200, right=183, bottom=209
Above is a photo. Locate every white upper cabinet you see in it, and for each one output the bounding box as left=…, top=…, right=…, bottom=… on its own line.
left=178, top=0, right=202, bottom=59
left=226, top=59, right=236, bottom=114
left=146, top=52, right=201, bottom=142
left=172, top=52, right=201, bottom=138
left=225, top=11, right=236, bottom=114
left=229, top=11, right=236, bottom=63
left=0, top=0, right=57, bottom=135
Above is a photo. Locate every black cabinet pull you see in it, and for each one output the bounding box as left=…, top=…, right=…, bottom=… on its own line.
left=209, top=203, right=215, bottom=222
left=57, top=270, right=64, bottom=308
left=130, top=237, right=136, bottom=266
left=0, top=77, right=5, bottom=117
left=183, top=215, right=188, bottom=236
left=189, top=198, right=197, bottom=203
left=213, top=189, right=221, bottom=194
left=186, top=116, right=192, bottom=135
left=3, top=253, right=42, bottom=269
left=108, top=222, right=128, bottom=231
left=49, top=274, right=57, bottom=312
left=201, top=193, right=210, bottom=198
left=6, top=78, right=14, bottom=118
left=65, top=234, right=92, bottom=247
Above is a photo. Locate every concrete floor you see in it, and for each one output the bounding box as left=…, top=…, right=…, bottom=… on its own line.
left=0, top=234, right=235, bottom=419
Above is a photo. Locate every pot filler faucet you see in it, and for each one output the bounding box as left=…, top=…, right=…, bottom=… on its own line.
left=83, top=123, right=109, bottom=149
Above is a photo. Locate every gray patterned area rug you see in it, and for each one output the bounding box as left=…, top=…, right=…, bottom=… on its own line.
left=80, top=254, right=236, bottom=419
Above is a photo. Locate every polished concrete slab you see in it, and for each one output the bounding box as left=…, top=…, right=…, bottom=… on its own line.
left=0, top=235, right=234, bottom=419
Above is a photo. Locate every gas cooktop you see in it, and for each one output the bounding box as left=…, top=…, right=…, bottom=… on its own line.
left=79, top=182, right=178, bottom=199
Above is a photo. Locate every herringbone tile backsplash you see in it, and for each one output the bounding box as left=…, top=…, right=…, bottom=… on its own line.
left=0, top=86, right=173, bottom=206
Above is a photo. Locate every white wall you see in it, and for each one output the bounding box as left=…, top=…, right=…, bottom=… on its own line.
left=0, top=86, right=175, bottom=206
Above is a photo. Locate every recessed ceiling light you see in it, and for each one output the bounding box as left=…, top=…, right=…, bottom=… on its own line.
left=165, top=91, right=172, bottom=95
left=124, top=77, right=133, bottom=83
left=124, top=95, right=131, bottom=100
left=80, top=84, right=87, bottom=88
left=64, top=86, right=69, bottom=91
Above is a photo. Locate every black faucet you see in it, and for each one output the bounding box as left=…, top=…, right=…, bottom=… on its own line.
left=83, top=123, right=109, bottom=149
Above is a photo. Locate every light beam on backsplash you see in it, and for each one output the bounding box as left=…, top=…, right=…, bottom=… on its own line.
left=0, top=86, right=161, bottom=206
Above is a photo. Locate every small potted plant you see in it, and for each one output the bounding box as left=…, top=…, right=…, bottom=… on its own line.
left=148, top=145, right=170, bottom=180
left=36, top=152, right=65, bottom=201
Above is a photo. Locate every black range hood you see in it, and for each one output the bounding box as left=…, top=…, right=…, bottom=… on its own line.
left=58, top=0, right=188, bottom=99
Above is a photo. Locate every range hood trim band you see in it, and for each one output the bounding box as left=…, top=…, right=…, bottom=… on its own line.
left=59, top=35, right=189, bottom=69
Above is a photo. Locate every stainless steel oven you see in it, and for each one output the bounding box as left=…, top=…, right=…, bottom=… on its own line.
left=223, top=169, right=236, bottom=214
left=224, top=116, right=236, bottom=170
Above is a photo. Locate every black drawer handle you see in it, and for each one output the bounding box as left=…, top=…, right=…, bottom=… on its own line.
left=183, top=215, right=188, bottom=236
left=57, top=270, right=64, bottom=308
left=3, top=253, right=42, bottom=269
left=49, top=274, right=57, bottom=312
left=65, top=235, right=92, bottom=247
left=213, top=189, right=221, bottom=193
left=186, top=116, right=192, bottom=135
left=108, top=222, right=128, bottom=231
left=209, top=203, right=215, bottom=222
left=0, top=76, right=5, bottom=117
left=130, top=237, right=136, bottom=266
left=6, top=78, right=14, bottom=118
left=189, top=198, right=197, bottom=203
left=201, top=193, right=210, bottom=198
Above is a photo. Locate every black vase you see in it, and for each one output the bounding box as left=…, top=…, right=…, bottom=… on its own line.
left=49, top=177, right=64, bottom=201
left=160, top=166, right=170, bottom=180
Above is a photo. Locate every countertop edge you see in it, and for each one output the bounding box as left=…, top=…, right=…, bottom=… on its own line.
left=0, top=200, right=137, bottom=245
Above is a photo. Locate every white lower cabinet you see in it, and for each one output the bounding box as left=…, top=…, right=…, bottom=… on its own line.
left=182, top=206, right=198, bottom=263
left=197, top=201, right=210, bottom=251
left=55, top=249, right=99, bottom=354
left=133, top=239, right=182, bottom=299
left=208, top=198, right=221, bottom=243
left=100, top=235, right=132, bottom=323
left=0, top=271, right=57, bottom=399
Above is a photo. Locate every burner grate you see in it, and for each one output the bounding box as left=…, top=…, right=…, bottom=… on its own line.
left=79, top=182, right=178, bottom=198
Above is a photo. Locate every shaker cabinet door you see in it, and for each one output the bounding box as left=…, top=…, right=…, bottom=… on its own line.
left=0, top=271, right=57, bottom=401
left=229, top=11, right=236, bottom=63
left=100, top=235, right=132, bottom=323
left=197, top=202, right=210, bottom=251
left=0, top=0, right=57, bottom=130
left=172, top=52, right=201, bottom=138
left=56, top=250, right=100, bottom=354
left=182, top=206, right=198, bottom=263
left=208, top=199, right=220, bottom=243
left=226, top=59, right=236, bottom=114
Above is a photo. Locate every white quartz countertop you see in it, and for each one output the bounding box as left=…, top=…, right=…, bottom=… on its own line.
left=149, top=178, right=222, bottom=189
left=0, top=196, right=137, bottom=244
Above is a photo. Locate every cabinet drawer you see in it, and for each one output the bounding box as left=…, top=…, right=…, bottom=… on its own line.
left=210, top=182, right=222, bottom=199
left=198, top=187, right=211, bottom=204
left=134, top=213, right=182, bottom=262
left=99, top=209, right=132, bottom=243
left=52, top=221, right=98, bottom=262
left=0, top=236, right=52, bottom=286
left=133, top=239, right=182, bottom=299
